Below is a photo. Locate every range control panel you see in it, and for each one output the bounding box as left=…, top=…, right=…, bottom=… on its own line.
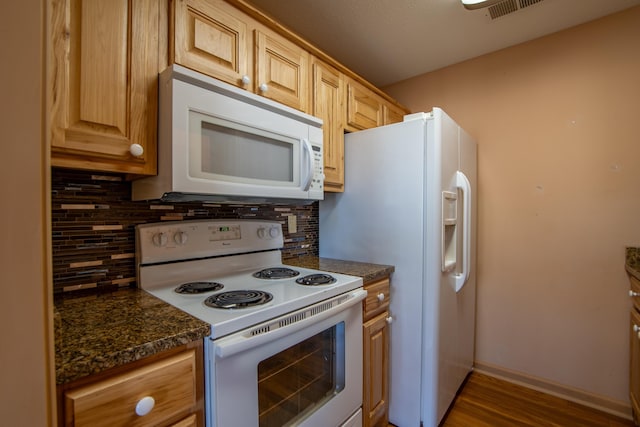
left=137, top=219, right=283, bottom=265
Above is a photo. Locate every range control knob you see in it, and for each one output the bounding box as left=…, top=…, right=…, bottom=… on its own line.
left=174, top=231, right=188, bottom=245
left=257, top=226, right=280, bottom=239
left=152, top=232, right=168, bottom=247
left=257, top=227, right=267, bottom=239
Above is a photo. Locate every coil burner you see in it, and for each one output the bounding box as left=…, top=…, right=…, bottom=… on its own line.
left=175, top=281, right=224, bottom=294
left=295, top=274, right=338, bottom=286
left=253, top=267, right=300, bottom=279
left=205, top=290, right=273, bottom=309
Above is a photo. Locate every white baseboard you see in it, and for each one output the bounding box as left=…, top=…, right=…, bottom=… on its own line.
left=473, top=360, right=632, bottom=421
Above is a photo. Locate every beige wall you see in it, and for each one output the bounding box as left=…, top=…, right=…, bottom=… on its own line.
left=0, top=0, right=54, bottom=425
left=385, top=6, right=640, bottom=410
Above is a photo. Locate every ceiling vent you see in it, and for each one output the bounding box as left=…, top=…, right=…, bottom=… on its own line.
left=488, top=0, right=545, bottom=19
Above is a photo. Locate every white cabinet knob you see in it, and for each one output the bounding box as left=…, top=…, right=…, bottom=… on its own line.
left=241, top=75, right=251, bottom=85
left=377, top=293, right=385, bottom=302
left=630, top=290, right=640, bottom=297
left=634, top=324, right=640, bottom=333
left=259, top=83, right=269, bottom=92
left=135, top=396, right=155, bottom=416
left=129, top=143, right=144, bottom=157
left=386, top=316, right=393, bottom=324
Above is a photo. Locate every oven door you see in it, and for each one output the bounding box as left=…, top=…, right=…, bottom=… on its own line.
left=206, top=289, right=366, bottom=427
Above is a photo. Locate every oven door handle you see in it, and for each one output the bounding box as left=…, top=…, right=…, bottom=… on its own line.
left=214, top=288, right=367, bottom=359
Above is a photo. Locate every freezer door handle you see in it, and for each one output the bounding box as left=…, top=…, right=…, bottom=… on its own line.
left=455, top=171, right=471, bottom=293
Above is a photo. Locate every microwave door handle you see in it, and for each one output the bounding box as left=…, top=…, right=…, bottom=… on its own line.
left=301, top=138, right=314, bottom=191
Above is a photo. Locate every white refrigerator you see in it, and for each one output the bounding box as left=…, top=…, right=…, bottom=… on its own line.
left=319, top=108, right=477, bottom=427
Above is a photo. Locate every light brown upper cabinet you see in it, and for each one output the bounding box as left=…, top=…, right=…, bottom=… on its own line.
left=345, top=77, right=384, bottom=131
left=384, top=103, right=407, bottom=125
left=172, top=0, right=249, bottom=88
left=172, top=0, right=310, bottom=112
left=313, top=59, right=345, bottom=192
left=50, top=0, right=161, bottom=175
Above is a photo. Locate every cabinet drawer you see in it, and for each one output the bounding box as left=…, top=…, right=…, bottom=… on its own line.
left=631, top=276, right=640, bottom=312
left=363, top=278, right=390, bottom=320
left=64, top=349, right=197, bottom=427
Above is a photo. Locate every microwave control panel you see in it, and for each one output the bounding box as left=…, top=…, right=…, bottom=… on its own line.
left=310, top=144, right=324, bottom=194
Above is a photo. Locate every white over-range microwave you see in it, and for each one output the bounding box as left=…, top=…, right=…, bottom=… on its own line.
left=132, top=64, right=324, bottom=204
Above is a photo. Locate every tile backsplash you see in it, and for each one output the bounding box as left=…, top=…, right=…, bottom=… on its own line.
left=51, top=168, right=319, bottom=293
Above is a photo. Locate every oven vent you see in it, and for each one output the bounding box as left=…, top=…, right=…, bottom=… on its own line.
left=251, top=326, right=271, bottom=336
left=488, top=0, right=544, bottom=19
left=279, top=312, right=307, bottom=328
left=247, top=294, right=349, bottom=337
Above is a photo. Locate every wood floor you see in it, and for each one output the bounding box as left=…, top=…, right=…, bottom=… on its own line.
left=390, top=372, right=635, bottom=427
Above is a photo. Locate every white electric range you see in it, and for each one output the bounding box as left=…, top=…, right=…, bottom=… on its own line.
left=136, top=219, right=365, bottom=427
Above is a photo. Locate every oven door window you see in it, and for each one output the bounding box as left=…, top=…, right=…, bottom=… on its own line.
left=189, top=112, right=299, bottom=186
left=257, top=323, right=345, bottom=427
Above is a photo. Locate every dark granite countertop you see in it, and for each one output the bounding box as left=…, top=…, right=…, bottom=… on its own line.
left=55, top=257, right=392, bottom=386
left=285, top=256, right=395, bottom=284
left=627, top=247, right=640, bottom=281
left=54, top=288, right=210, bottom=385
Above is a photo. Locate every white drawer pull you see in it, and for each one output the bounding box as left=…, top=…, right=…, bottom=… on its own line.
left=634, top=325, right=640, bottom=333
left=135, top=396, right=155, bottom=416
left=377, top=293, right=385, bottom=302
left=386, top=316, right=393, bottom=324
left=630, top=290, right=640, bottom=297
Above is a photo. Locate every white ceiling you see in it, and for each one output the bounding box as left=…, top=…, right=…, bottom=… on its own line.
left=247, top=0, right=640, bottom=87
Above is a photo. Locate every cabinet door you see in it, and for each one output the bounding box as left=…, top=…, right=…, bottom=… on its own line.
left=172, top=0, right=250, bottom=89
left=363, top=311, right=390, bottom=427
left=313, top=59, right=344, bottom=192
left=346, top=78, right=383, bottom=131
left=170, top=414, right=197, bottom=427
left=50, top=0, right=159, bottom=175
left=383, top=103, right=407, bottom=125
left=255, top=30, right=310, bottom=112
left=631, top=309, right=640, bottom=423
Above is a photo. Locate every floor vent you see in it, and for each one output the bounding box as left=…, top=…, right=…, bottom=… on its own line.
left=488, top=0, right=545, bottom=19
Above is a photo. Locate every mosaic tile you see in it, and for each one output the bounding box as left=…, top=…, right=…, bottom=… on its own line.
left=52, top=168, right=319, bottom=293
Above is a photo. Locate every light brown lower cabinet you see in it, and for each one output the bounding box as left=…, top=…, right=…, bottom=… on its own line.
left=629, top=275, right=640, bottom=425
left=58, top=342, right=204, bottom=427
left=362, top=278, right=391, bottom=427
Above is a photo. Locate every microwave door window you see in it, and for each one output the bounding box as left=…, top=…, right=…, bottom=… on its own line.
left=200, top=121, right=294, bottom=184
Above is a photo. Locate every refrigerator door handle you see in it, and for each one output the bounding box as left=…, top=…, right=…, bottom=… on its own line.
left=454, top=171, right=471, bottom=292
